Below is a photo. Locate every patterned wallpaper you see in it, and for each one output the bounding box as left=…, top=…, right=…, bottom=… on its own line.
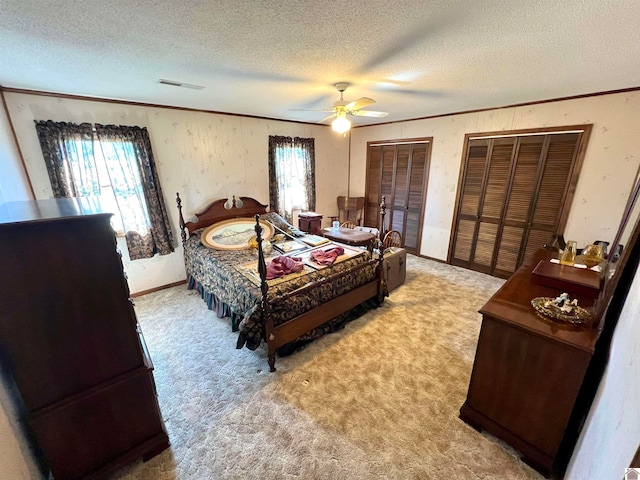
left=3, top=93, right=348, bottom=292
left=351, top=91, right=640, bottom=260
left=5, top=90, right=640, bottom=287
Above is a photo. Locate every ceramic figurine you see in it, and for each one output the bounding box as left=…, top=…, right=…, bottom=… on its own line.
left=544, top=292, right=579, bottom=314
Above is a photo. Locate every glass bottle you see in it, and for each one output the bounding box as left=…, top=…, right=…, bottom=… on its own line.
left=560, top=240, right=577, bottom=266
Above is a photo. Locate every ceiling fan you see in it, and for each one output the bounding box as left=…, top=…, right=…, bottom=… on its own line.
left=295, top=83, right=389, bottom=134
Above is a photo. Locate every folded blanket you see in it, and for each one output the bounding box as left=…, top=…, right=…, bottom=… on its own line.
left=266, top=255, right=305, bottom=279
left=310, top=246, right=344, bottom=265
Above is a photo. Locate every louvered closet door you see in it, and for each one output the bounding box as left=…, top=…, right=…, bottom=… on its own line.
left=365, top=140, right=430, bottom=254
left=452, top=141, right=489, bottom=264
left=386, top=144, right=428, bottom=251
left=365, top=146, right=382, bottom=225
left=404, top=144, right=428, bottom=251
left=390, top=145, right=409, bottom=234
left=380, top=146, right=396, bottom=230
left=523, top=133, right=581, bottom=261
left=451, top=130, right=584, bottom=278
left=451, top=138, right=516, bottom=273
left=473, top=139, right=516, bottom=274
left=494, top=136, right=545, bottom=277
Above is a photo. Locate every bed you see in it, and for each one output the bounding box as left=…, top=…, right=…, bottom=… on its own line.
left=176, top=193, right=388, bottom=371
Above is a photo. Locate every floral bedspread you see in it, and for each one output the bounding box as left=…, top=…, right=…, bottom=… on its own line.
left=183, top=231, right=378, bottom=351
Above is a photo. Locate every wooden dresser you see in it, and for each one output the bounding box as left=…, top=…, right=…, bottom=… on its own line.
left=459, top=250, right=599, bottom=478
left=0, top=198, right=169, bottom=479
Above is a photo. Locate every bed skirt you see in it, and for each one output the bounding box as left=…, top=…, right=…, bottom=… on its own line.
left=187, top=274, right=245, bottom=331
left=187, top=273, right=381, bottom=356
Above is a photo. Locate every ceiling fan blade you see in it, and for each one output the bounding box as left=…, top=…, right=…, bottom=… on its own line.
left=318, top=113, right=336, bottom=123
left=349, top=110, right=389, bottom=118
left=345, top=97, right=376, bottom=111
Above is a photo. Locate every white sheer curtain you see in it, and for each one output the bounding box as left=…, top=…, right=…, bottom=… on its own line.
left=268, top=136, right=315, bottom=223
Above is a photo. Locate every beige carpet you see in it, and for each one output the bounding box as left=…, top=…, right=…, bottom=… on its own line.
left=116, top=255, right=544, bottom=480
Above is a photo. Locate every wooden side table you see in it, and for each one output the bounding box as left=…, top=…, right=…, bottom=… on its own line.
left=298, top=211, right=323, bottom=235
left=322, top=227, right=376, bottom=248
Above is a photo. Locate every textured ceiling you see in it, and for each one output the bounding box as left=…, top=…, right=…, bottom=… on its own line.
left=1, top=0, right=640, bottom=126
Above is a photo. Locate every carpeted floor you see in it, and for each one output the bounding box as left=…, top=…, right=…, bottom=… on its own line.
left=115, top=255, right=544, bottom=480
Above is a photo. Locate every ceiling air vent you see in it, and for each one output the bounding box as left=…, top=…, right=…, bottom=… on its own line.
left=158, top=79, right=204, bottom=90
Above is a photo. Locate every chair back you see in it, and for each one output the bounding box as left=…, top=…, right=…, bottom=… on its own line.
left=383, top=230, right=403, bottom=249
left=341, top=221, right=357, bottom=229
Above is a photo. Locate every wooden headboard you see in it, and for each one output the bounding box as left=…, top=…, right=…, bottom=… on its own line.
left=176, top=193, right=269, bottom=243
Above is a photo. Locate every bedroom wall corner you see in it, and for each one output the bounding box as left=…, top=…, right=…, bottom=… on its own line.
left=0, top=91, right=32, bottom=204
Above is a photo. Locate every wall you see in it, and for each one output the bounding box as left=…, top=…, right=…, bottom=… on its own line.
left=351, top=91, right=640, bottom=261
left=0, top=93, right=32, bottom=204
left=3, top=92, right=349, bottom=293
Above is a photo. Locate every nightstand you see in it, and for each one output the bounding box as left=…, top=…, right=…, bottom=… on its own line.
left=298, top=211, right=323, bottom=235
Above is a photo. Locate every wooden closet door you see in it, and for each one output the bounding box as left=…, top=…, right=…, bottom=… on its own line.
left=365, top=140, right=430, bottom=254
left=451, top=140, right=489, bottom=264
left=451, top=138, right=516, bottom=273
left=389, top=144, right=410, bottom=234
left=405, top=143, right=428, bottom=251
left=380, top=146, right=396, bottom=227
left=522, top=133, right=581, bottom=260
left=473, top=138, right=516, bottom=274
left=365, top=146, right=382, bottom=226
left=451, top=128, right=587, bottom=278
left=493, top=136, right=546, bottom=276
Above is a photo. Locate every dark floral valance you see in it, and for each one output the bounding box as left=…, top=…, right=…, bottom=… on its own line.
left=35, top=121, right=98, bottom=197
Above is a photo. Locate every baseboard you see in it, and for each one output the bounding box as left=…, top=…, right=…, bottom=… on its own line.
left=412, top=252, right=448, bottom=264
left=131, top=280, right=187, bottom=298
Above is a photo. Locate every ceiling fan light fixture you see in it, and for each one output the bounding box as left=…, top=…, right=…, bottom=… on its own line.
left=331, top=111, right=351, bottom=134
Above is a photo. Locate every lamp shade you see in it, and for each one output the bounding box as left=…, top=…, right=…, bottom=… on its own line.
left=331, top=112, right=351, bottom=134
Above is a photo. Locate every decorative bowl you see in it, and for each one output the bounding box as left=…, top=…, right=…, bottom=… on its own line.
left=531, top=297, right=592, bottom=324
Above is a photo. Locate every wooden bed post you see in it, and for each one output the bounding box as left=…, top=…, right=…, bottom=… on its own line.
left=254, top=214, right=276, bottom=372
left=377, top=238, right=387, bottom=302
left=379, top=195, right=386, bottom=240
left=176, top=192, right=187, bottom=245
left=377, top=197, right=388, bottom=301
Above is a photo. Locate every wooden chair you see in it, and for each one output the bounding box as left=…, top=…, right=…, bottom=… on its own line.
left=383, top=230, right=403, bottom=249
left=337, top=196, right=364, bottom=226
left=341, top=221, right=357, bottom=229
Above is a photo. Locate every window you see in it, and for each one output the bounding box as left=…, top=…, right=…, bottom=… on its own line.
left=94, top=137, right=149, bottom=236
left=268, top=136, right=316, bottom=223
left=35, top=121, right=174, bottom=260
left=63, top=135, right=142, bottom=235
